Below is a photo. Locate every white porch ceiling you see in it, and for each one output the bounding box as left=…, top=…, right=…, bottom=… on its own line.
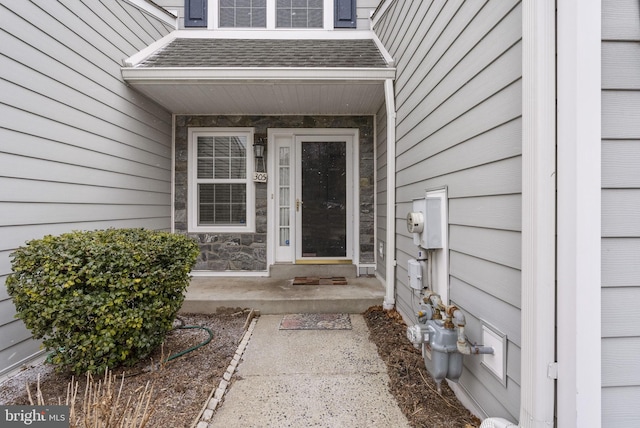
left=126, top=80, right=386, bottom=115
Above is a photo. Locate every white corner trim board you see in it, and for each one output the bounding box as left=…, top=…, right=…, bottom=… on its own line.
left=482, top=0, right=557, bottom=426
left=555, top=0, right=602, bottom=426
left=383, top=78, right=396, bottom=310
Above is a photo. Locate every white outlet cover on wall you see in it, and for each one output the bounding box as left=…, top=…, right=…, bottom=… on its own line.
left=481, top=324, right=507, bottom=385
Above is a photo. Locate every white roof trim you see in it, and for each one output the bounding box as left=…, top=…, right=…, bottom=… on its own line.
left=122, top=67, right=396, bottom=82
left=123, top=32, right=178, bottom=67
left=372, top=32, right=395, bottom=67
left=169, top=29, right=378, bottom=40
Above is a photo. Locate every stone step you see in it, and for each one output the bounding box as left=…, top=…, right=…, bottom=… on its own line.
left=180, top=275, right=384, bottom=315
left=268, top=263, right=357, bottom=280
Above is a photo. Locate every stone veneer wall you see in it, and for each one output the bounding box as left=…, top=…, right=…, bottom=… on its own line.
left=174, top=115, right=375, bottom=271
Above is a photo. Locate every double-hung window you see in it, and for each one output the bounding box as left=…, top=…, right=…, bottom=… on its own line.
left=188, top=128, right=255, bottom=233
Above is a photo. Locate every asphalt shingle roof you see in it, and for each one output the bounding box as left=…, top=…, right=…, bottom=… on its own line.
left=137, top=38, right=389, bottom=68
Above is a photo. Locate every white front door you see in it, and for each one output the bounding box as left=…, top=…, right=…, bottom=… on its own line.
left=270, top=130, right=356, bottom=264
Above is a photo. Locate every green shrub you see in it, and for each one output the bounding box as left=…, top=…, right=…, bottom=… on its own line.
left=6, top=228, right=200, bottom=374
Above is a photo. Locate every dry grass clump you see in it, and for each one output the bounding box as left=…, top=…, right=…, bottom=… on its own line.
left=27, top=369, right=154, bottom=428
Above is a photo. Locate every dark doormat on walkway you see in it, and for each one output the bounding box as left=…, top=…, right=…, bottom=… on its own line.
left=279, top=313, right=352, bottom=330
left=292, top=276, right=348, bottom=285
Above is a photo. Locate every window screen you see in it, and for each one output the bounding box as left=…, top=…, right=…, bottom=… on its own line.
left=219, top=0, right=267, bottom=27
left=276, top=0, right=323, bottom=28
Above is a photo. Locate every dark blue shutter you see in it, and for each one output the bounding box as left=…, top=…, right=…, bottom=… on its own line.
left=185, top=0, right=207, bottom=28
left=334, top=0, right=356, bottom=28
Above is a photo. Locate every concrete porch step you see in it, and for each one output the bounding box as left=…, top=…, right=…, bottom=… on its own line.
left=180, top=275, right=384, bottom=315
left=268, top=263, right=358, bottom=279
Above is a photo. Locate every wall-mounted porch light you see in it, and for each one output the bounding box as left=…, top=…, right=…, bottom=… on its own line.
left=253, top=137, right=267, bottom=182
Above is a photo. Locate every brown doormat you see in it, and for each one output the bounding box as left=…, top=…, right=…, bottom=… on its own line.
left=292, top=276, right=348, bottom=285
left=279, top=313, right=352, bottom=330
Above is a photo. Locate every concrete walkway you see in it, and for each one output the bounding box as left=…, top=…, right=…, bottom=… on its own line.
left=209, top=314, right=410, bottom=428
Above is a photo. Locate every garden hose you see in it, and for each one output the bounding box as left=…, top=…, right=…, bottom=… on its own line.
left=165, top=325, right=214, bottom=362
left=121, top=323, right=214, bottom=377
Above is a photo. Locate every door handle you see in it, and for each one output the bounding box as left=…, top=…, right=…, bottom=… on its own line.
left=296, top=198, right=303, bottom=212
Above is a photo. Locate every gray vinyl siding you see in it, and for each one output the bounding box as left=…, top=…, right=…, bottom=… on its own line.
left=374, top=0, right=522, bottom=420
left=601, top=0, right=640, bottom=425
left=0, top=0, right=173, bottom=376
left=355, top=0, right=381, bottom=30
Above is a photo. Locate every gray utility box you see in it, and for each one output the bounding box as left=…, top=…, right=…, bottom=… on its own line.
left=409, top=197, right=442, bottom=249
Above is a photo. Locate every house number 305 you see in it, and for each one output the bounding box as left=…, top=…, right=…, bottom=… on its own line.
left=253, top=172, right=268, bottom=183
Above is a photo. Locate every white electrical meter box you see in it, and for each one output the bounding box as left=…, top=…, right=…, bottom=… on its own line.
left=407, top=197, right=442, bottom=249
left=408, top=259, right=423, bottom=290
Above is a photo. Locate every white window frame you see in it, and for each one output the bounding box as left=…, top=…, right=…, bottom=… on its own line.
left=188, top=127, right=255, bottom=233
left=208, top=0, right=333, bottom=30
